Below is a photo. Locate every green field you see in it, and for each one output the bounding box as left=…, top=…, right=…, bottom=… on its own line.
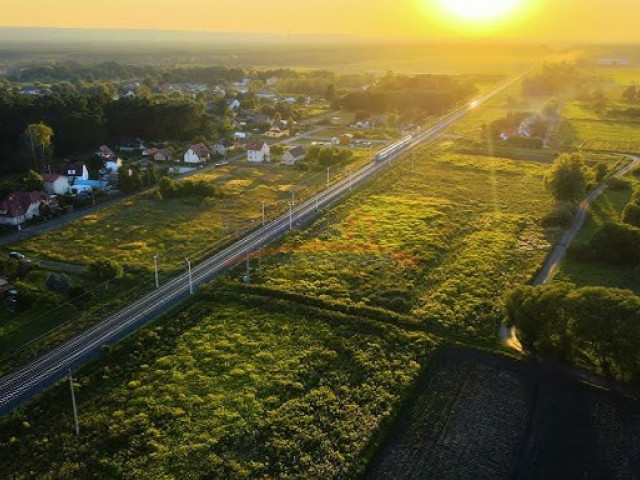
left=0, top=288, right=441, bottom=479
left=0, top=153, right=372, bottom=367
left=253, top=147, right=556, bottom=336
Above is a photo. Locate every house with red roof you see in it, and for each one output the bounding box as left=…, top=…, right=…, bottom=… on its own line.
left=246, top=142, right=271, bottom=163
left=0, top=192, right=57, bottom=227
left=184, top=144, right=210, bottom=164
left=42, top=173, right=70, bottom=195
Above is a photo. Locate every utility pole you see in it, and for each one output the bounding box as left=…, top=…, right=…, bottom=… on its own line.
left=326, top=166, right=331, bottom=188
left=289, top=202, right=294, bottom=231
left=261, top=201, right=266, bottom=227
left=185, top=258, right=193, bottom=294
left=348, top=169, right=353, bottom=191
left=291, top=189, right=295, bottom=205
left=153, top=255, right=160, bottom=289
left=68, top=370, right=80, bottom=436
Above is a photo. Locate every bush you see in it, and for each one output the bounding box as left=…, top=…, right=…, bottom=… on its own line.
left=541, top=202, right=577, bottom=227
left=589, top=222, right=640, bottom=264
left=594, top=162, right=609, bottom=182
left=45, top=273, right=72, bottom=293
left=622, top=203, right=640, bottom=227
left=88, top=259, right=124, bottom=280
left=158, top=175, right=222, bottom=199
left=605, top=177, right=631, bottom=191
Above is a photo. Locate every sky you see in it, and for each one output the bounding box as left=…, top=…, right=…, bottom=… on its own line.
left=0, top=0, right=637, bottom=42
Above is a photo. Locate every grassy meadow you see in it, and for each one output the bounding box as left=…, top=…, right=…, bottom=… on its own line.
left=0, top=288, right=441, bottom=479
left=254, top=146, right=556, bottom=336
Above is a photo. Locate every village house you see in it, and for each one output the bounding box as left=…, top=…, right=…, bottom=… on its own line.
left=184, top=144, right=210, bottom=164
left=282, top=146, right=306, bottom=166
left=59, top=164, right=89, bottom=182
left=0, top=192, right=57, bottom=227
left=265, top=127, right=289, bottom=139
left=256, top=90, right=276, bottom=100
left=246, top=142, right=271, bottom=163
left=96, top=145, right=117, bottom=161
left=340, top=134, right=354, bottom=146
left=42, top=173, right=70, bottom=195
left=154, top=148, right=173, bottom=162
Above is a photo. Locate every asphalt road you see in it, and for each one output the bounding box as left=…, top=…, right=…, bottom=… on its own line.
left=0, top=75, right=523, bottom=418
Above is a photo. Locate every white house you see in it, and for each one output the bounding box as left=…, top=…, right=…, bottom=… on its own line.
left=246, top=142, right=271, bottom=163
left=100, top=158, right=122, bottom=175
left=0, top=192, right=56, bottom=227
left=228, top=99, right=241, bottom=110
left=60, top=164, right=89, bottom=182
left=42, top=174, right=70, bottom=195
left=233, top=131, right=247, bottom=140
left=184, top=143, right=211, bottom=164
left=255, top=90, right=276, bottom=100
left=282, top=146, right=306, bottom=166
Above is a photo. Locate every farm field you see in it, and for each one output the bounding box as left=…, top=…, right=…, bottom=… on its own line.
left=254, top=146, right=556, bottom=337
left=0, top=286, right=442, bottom=479
left=365, top=347, right=640, bottom=480
left=568, top=118, right=640, bottom=153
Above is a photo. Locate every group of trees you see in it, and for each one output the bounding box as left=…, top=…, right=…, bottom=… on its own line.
left=158, top=176, right=223, bottom=200
left=336, top=73, right=477, bottom=117
left=521, top=62, right=584, bottom=96
left=304, top=146, right=353, bottom=168
left=0, top=82, right=224, bottom=174
left=506, top=283, right=640, bottom=381
left=117, top=163, right=157, bottom=194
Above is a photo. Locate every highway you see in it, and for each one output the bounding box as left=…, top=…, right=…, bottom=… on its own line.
left=0, top=74, right=523, bottom=418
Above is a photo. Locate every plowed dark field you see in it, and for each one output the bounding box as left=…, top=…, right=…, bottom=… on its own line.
left=365, top=348, right=640, bottom=480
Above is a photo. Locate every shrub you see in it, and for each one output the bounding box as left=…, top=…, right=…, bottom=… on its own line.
left=622, top=203, right=640, bottom=227
left=541, top=202, right=577, bottom=228
left=589, top=222, right=640, bottom=264
left=45, top=273, right=72, bottom=293
left=605, top=177, right=631, bottom=191
left=88, top=259, right=124, bottom=280
left=545, top=153, right=591, bottom=202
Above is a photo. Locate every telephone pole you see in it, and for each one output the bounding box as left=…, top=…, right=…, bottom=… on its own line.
left=261, top=201, right=266, bottom=227
left=348, top=169, right=353, bottom=190
left=153, top=255, right=159, bottom=289
left=68, top=370, right=79, bottom=436
left=185, top=258, right=193, bottom=294
left=326, top=167, right=331, bottom=188
left=289, top=202, right=294, bottom=231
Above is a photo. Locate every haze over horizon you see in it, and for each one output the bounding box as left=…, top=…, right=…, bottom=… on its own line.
left=0, top=0, right=637, bottom=43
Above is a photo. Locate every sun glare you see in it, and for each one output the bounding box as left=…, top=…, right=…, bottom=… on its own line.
left=439, top=0, right=522, bottom=22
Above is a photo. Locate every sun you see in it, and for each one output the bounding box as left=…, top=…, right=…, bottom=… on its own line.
left=438, top=0, right=522, bottom=21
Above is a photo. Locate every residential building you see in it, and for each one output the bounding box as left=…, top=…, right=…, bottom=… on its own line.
left=0, top=192, right=56, bottom=227
left=154, top=148, right=174, bottom=162
left=184, top=144, right=211, bottom=164
left=340, top=134, right=354, bottom=145
left=211, top=143, right=227, bottom=157
left=42, top=173, right=70, bottom=195
left=255, top=90, right=276, bottom=100
left=59, top=164, right=89, bottom=182
left=246, top=142, right=271, bottom=163
left=265, top=127, right=289, bottom=139
left=282, top=146, right=306, bottom=166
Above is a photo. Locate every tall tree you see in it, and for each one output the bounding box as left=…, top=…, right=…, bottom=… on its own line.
left=545, top=153, right=590, bottom=202
left=21, top=170, right=44, bottom=192
left=24, top=123, right=53, bottom=171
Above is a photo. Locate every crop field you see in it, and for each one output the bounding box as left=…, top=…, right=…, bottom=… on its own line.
left=255, top=147, right=555, bottom=336
left=568, top=118, right=640, bottom=153
left=365, top=347, right=640, bottom=480
left=0, top=287, right=441, bottom=479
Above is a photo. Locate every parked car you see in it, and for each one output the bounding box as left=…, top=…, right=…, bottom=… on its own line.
left=8, top=251, right=25, bottom=260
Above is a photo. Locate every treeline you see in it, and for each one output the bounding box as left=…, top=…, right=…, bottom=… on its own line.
left=507, top=283, right=640, bottom=382
left=522, top=62, right=585, bottom=96
left=336, top=74, right=477, bottom=115
left=9, top=62, right=247, bottom=84
left=0, top=83, right=223, bottom=173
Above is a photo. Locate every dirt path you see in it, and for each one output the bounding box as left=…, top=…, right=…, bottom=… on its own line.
left=500, top=155, right=640, bottom=349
